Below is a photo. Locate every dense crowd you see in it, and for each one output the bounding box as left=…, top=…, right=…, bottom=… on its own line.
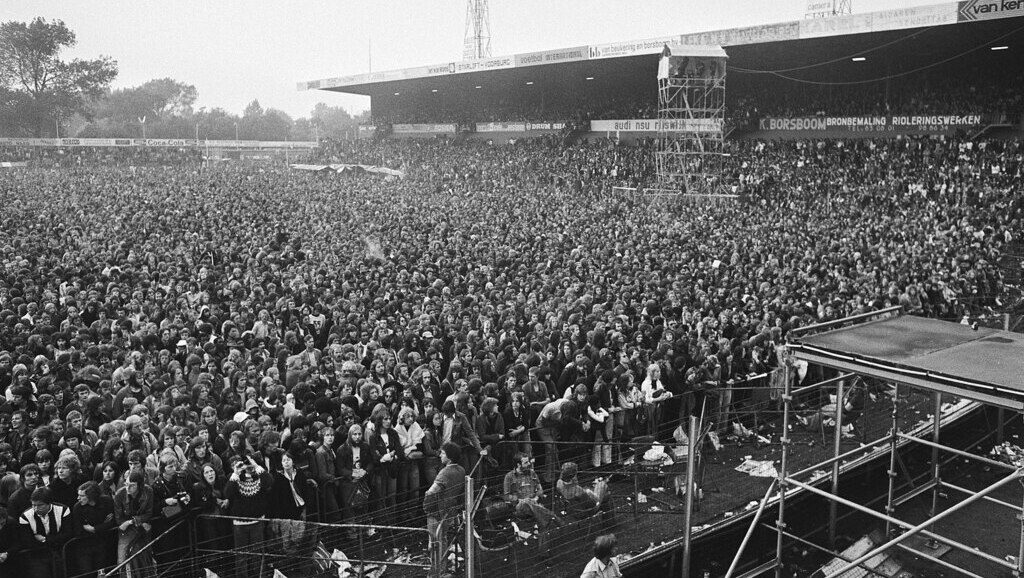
left=0, top=130, right=1019, bottom=578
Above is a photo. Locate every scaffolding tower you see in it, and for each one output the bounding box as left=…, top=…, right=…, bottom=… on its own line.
left=463, top=0, right=492, bottom=60
left=655, top=45, right=728, bottom=195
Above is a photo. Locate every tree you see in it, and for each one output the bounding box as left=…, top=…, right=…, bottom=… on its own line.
left=82, top=77, right=197, bottom=137
left=0, top=17, right=117, bottom=136
left=311, top=102, right=356, bottom=139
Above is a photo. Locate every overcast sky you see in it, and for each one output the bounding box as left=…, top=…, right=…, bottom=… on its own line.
left=2, top=0, right=938, bottom=119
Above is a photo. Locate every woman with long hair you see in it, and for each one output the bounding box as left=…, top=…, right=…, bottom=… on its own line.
left=184, top=437, right=223, bottom=482
left=190, top=462, right=229, bottom=550
left=95, top=460, right=123, bottom=497
left=335, top=423, right=373, bottom=539
left=367, top=407, right=402, bottom=528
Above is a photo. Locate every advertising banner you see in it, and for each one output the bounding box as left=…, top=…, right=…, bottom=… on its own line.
left=805, top=0, right=837, bottom=19
left=514, top=45, right=589, bottom=68
left=525, top=122, right=566, bottom=131
left=679, top=22, right=800, bottom=47
left=758, top=114, right=985, bottom=134
left=453, top=55, right=515, bottom=74
left=392, top=123, right=457, bottom=134
left=0, top=137, right=315, bottom=148
left=476, top=122, right=528, bottom=132
left=799, top=13, right=875, bottom=38
left=0, top=138, right=58, bottom=146
left=874, top=4, right=958, bottom=31
left=588, top=36, right=679, bottom=59
left=590, top=119, right=724, bottom=133
left=958, top=0, right=1024, bottom=21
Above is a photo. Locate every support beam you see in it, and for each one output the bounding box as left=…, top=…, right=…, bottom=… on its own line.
left=898, top=432, right=1018, bottom=471
left=825, top=469, right=1022, bottom=578
left=893, top=543, right=986, bottom=578
left=791, top=349, right=1024, bottom=411
left=940, top=480, right=1023, bottom=512
left=788, top=477, right=1018, bottom=570
left=891, top=478, right=940, bottom=509
left=723, top=478, right=777, bottom=578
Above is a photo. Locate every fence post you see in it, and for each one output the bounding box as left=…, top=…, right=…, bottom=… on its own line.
left=358, top=526, right=366, bottom=577
left=681, top=415, right=698, bottom=578
left=465, top=474, right=475, bottom=578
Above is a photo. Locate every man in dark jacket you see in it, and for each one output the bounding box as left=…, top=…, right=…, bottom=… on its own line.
left=440, top=401, right=483, bottom=474
left=70, top=481, right=115, bottom=578
left=224, top=455, right=273, bottom=578
left=423, top=442, right=465, bottom=572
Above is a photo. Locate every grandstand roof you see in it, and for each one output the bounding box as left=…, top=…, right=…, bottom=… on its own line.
left=299, top=1, right=1024, bottom=108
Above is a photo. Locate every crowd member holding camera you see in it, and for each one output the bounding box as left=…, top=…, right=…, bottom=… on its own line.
left=224, top=456, right=272, bottom=578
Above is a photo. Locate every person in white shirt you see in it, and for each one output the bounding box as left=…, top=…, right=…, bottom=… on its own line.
left=580, top=534, right=622, bottom=578
left=639, top=363, right=671, bottom=435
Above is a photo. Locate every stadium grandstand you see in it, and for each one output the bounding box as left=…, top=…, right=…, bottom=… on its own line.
left=1, top=3, right=1023, bottom=578
left=301, top=1, right=1024, bottom=141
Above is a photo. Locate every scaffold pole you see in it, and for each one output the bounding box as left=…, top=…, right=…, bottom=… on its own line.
left=681, top=415, right=697, bottom=578
left=828, top=377, right=845, bottom=546
left=930, top=392, right=943, bottom=517
left=885, top=384, right=899, bottom=536
left=774, top=362, right=792, bottom=578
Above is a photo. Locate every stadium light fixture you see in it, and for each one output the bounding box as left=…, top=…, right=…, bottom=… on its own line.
left=431, top=89, right=438, bottom=92
left=991, top=45, right=1009, bottom=51
left=526, top=81, right=534, bottom=85
left=394, top=92, right=400, bottom=96
left=585, top=76, right=595, bottom=80
left=851, top=57, right=866, bottom=62
left=475, top=85, right=482, bottom=89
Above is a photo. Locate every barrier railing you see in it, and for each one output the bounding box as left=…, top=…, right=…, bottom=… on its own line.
left=191, top=514, right=434, bottom=577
